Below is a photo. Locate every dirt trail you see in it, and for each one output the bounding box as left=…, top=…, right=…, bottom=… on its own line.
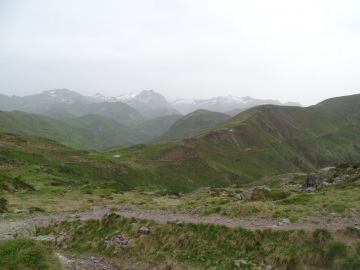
left=18, top=204, right=359, bottom=232
left=1, top=204, right=358, bottom=270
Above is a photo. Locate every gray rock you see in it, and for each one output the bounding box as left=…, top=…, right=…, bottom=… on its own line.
left=0, top=222, right=36, bottom=240
left=281, top=218, right=291, bottom=224
left=105, top=235, right=132, bottom=248
left=57, top=235, right=66, bottom=245
left=56, top=253, right=76, bottom=270
left=234, top=194, right=242, bottom=201
left=32, top=235, right=56, bottom=244
left=265, top=265, right=272, bottom=270
left=241, top=189, right=253, bottom=200
left=13, top=208, right=29, bottom=214
left=234, top=259, right=247, bottom=267
left=139, top=226, right=150, bottom=234
left=304, top=187, right=316, bottom=192
left=176, top=220, right=184, bottom=225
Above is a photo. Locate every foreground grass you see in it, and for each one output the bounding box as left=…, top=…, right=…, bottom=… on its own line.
left=0, top=238, right=62, bottom=270
left=39, top=214, right=360, bottom=270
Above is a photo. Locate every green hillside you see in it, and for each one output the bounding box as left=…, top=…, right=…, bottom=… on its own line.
left=59, top=114, right=145, bottom=148
left=43, top=101, right=145, bottom=124
left=133, top=114, right=183, bottom=140
left=157, top=109, right=230, bottom=141
left=0, top=111, right=140, bottom=150
left=111, top=94, right=360, bottom=186
left=1, top=94, right=360, bottom=192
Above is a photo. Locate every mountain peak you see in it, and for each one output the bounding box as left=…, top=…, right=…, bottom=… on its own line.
left=37, top=88, right=87, bottom=104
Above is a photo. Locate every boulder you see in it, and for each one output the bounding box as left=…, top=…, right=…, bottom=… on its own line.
left=0, top=222, right=36, bottom=240
left=139, top=226, right=150, bottom=234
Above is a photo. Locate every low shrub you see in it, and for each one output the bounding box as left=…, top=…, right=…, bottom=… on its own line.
left=0, top=238, right=62, bottom=270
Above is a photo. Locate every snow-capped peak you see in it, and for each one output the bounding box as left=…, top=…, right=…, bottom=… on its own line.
left=116, top=93, right=136, bottom=102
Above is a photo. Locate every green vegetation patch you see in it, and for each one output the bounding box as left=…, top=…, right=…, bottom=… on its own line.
left=0, top=197, right=7, bottom=213
left=39, top=214, right=360, bottom=270
left=0, top=238, right=62, bottom=270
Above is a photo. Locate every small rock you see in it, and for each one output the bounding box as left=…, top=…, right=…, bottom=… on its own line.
left=56, top=253, right=76, bottom=270
left=234, top=259, right=247, bottom=267
left=139, top=226, right=150, bottom=234
left=277, top=222, right=283, bottom=226
left=32, top=235, right=56, bottom=244
left=57, top=235, right=66, bottom=245
left=176, top=220, right=184, bottom=225
left=13, top=209, right=29, bottom=214
left=281, top=218, right=291, bottom=224
left=266, top=265, right=272, bottom=270
left=350, top=208, right=358, bottom=213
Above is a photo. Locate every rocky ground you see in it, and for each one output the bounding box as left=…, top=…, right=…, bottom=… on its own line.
left=0, top=202, right=359, bottom=269
left=16, top=203, right=358, bottom=232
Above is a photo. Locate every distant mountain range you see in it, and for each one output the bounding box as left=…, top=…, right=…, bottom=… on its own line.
left=0, top=88, right=302, bottom=149
left=172, top=96, right=301, bottom=115
left=0, top=88, right=301, bottom=118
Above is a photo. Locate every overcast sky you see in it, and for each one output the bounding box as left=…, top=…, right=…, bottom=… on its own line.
left=1, top=0, right=360, bottom=106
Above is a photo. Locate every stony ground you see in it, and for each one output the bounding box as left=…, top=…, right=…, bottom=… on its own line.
left=1, top=203, right=359, bottom=269
left=20, top=203, right=359, bottom=232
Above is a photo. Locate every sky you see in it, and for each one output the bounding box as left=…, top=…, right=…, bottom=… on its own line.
left=0, top=0, right=360, bottom=106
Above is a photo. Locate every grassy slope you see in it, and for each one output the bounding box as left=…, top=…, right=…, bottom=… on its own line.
left=60, top=114, right=143, bottom=148
left=1, top=94, right=360, bottom=192
left=0, top=110, right=144, bottom=150
left=40, top=214, right=360, bottom=270
left=133, top=114, right=183, bottom=141
left=156, top=109, right=230, bottom=141
left=112, top=94, right=360, bottom=187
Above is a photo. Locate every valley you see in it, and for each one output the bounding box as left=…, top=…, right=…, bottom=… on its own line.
left=0, top=92, right=359, bottom=269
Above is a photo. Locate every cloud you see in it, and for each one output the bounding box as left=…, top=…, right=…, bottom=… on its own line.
left=0, top=0, right=359, bottom=105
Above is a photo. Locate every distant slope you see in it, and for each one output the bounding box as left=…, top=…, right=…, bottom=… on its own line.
left=133, top=115, right=183, bottom=140
left=0, top=111, right=142, bottom=150
left=114, top=94, right=360, bottom=186
left=1, top=94, right=359, bottom=192
left=157, top=110, right=230, bottom=141
left=0, top=133, right=132, bottom=191
left=59, top=114, right=144, bottom=148
left=0, top=89, right=145, bottom=124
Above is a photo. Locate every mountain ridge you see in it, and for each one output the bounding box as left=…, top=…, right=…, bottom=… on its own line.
left=0, top=88, right=301, bottom=117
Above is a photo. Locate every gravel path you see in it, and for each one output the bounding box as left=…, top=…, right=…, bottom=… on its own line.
left=19, top=204, right=359, bottom=232
left=1, top=204, right=358, bottom=270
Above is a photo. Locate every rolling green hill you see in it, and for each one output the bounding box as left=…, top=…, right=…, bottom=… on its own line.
left=111, top=94, right=360, bottom=187
left=0, top=111, right=142, bottom=150
left=41, top=101, right=145, bottom=124
left=156, top=109, right=230, bottom=141
left=1, top=94, right=360, bottom=192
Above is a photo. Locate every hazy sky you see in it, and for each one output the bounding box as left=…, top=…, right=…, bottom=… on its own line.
left=1, top=0, right=360, bottom=106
